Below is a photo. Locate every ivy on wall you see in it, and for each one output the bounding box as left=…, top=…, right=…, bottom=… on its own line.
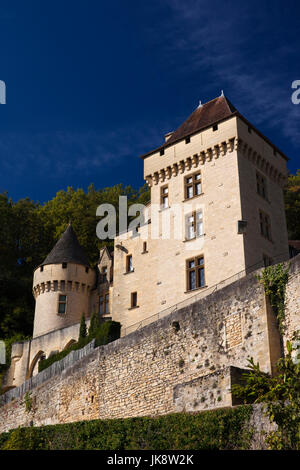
left=257, top=263, right=290, bottom=335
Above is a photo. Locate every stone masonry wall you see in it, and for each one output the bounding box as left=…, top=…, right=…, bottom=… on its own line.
left=173, top=366, right=246, bottom=413
left=284, top=254, right=300, bottom=350
left=2, top=255, right=300, bottom=433
left=0, top=264, right=286, bottom=434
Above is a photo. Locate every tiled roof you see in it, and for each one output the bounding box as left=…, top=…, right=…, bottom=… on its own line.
left=41, top=223, right=90, bottom=267
left=140, top=95, right=237, bottom=159
left=166, top=96, right=237, bottom=146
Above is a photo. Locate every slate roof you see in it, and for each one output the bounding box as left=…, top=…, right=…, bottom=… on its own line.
left=41, top=223, right=90, bottom=267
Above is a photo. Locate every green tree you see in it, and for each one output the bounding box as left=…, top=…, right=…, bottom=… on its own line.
left=79, top=314, right=87, bottom=340
left=89, top=312, right=100, bottom=338
left=0, top=182, right=149, bottom=341
left=232, top=331, right=300, bottom=449
left=284, top=170, right=300, bottom=239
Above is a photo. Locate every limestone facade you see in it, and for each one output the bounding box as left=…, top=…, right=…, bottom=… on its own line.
left=2, top=95, right=291, bottom=393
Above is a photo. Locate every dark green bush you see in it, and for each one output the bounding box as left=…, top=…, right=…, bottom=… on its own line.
left=38, top=321, right=121, bottom=373
left=0, top=405, right=253, bottom=450
left=94, top=320, right=121, bottom=347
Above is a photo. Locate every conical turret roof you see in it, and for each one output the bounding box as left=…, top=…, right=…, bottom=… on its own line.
left=41, top=224, right=90, bottom=267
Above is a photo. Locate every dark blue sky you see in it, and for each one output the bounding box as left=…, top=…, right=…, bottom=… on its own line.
left=0, top=0, right=299, bottom=203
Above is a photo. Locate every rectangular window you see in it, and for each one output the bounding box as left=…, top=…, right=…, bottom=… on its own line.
left=126, top=255, right=133, bottom=273
left=58, top=295, right=67, bottom=314
left=160, top=185, right=169, bottom=209
left=131, top=292, right=138, bottom=308
left=142, top=241, right=147, bottom=253
left=99, top=293, right=109, bottom=314
left=256, top=171, right=267, bottom=199
left=160, top=148, right=165, bottom=156
left=186, top=256, right=205, bottom=291
left=263, top=254, right=273, bottom=267
left=62, top=262, right=67, bottom=269
left=185, top=211, right=203, bottom=240
left=212, top=124, right=218, bottom=131
left=184, top=172, right=202, bottom=200
left=185, top=136, right=190, bottom=144
left=60, top=280, right=65, bottom=291
left=259, top=210, right=272, bottom=241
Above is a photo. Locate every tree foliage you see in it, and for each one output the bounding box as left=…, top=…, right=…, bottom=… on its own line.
left=232, top=332, right=300, bottom=449
left=0, top=183, right=149, bottom=342
left=257, top=263, right=289, bottom=335
left=284, top=169, right=300, bottom=240
left=79, top=314, right=87, bottom=340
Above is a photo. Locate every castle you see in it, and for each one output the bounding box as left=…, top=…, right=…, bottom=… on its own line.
left=1, top=94, right=292, bottom=403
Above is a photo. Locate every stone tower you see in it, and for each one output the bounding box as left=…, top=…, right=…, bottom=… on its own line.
left=32, top=224, right=96, bottom=338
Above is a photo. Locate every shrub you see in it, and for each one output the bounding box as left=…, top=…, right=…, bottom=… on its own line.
left=79, top=313, right=87, bottom=340
left=94, top=320, right=121, bottom=347
left=0, top=406, right=253, bottom=450
left=38, top=321, right=121, bottom=373
left=232, top=332, right=300, bottom=449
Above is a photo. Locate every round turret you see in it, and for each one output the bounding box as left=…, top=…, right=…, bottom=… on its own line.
left=32, top=224, right=96, bottom=338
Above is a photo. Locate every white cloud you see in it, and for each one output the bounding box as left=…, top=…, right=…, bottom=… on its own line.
left=155, top=0, right=300, bottom=146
